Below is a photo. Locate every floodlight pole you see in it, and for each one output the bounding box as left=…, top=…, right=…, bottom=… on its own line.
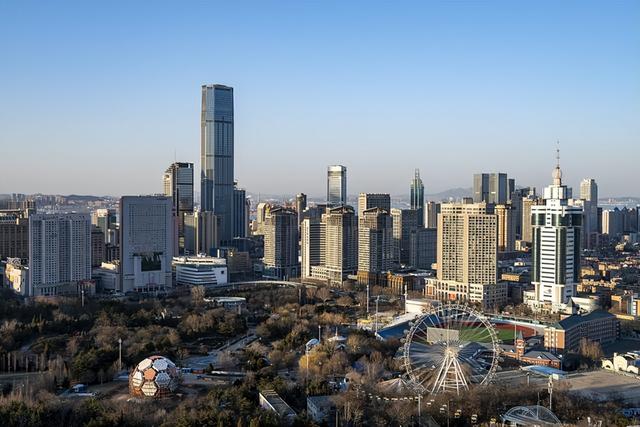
left=118, top=338, right=122, bottom=372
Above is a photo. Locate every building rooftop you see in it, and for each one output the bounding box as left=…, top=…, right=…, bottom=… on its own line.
left=552, top=310, right=616, bottom=330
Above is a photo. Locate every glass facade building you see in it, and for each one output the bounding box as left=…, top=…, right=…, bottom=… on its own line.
left=201, top=84, right=234, bottom=245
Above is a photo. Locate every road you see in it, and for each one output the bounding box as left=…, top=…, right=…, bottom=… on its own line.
left=185, top=329, right=257, bottom=371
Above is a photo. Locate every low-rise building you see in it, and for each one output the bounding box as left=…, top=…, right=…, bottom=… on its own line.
left=544, top=310, right=619, bottom=353
left=307, top=395, right=336, bottom=425
left=3, top=258, right=29, bottom=296
left=173, top=256, right=228, bottom=287
left=259, top=389, right=296, bottom=423
left=92, top=262, right=120, bottom=293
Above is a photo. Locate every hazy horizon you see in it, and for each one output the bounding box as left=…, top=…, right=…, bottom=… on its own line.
left=1, top=2, right=638, bottom=198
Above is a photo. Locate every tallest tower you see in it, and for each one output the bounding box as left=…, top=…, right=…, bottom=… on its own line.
left=201, top=84, right=234, bottom=245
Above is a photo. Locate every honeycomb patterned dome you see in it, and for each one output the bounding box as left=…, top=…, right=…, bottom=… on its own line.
left=129, top=355, right=180, bottom=398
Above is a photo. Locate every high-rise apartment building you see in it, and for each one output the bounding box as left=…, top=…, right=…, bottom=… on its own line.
left=233, top=184, right=249, bottom=238
left=495, top=204, right=516, bottom=252
left=473, top=173, right=510, bottom=205
left=327, top=165, right=347, bottom=206
left=410, top=169, right=425, bottom=226
left=119, top=196, right=174, bottom=292
left=357, top=208, right=393, bottom=285
left=201, top=84, right=234, bottom=245
left=91, top=226, right=105, bottom=268
left=325, top=205, right=357, bottom=286
left=425, top=202, right=504, bottom=308
left=301, top=217, right=326, bottom=280
left=262, top=206, right=299, bottom=280
left=357, top=193, right=391, bottom=218
left=531, top=157, right=582, bottom=311
left=0, top=209, right=30, bottom=260
left=28, top=213, right=92, bottom=296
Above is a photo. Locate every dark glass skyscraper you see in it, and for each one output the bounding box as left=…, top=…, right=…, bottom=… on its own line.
left=201, top=84, right=234, bottom=245
left=410, top=169, right=425, bottom=226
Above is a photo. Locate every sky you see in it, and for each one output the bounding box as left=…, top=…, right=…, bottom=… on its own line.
left=0, top=1, right=639, bottom=198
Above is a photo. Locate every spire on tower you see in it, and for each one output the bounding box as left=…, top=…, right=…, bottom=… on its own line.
left=552, top=141, right=562, bottom=186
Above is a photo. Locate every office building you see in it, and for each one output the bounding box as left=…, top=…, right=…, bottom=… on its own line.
left=164, top=162, right=194, bottom=254
left=357, top=193, right=391, bottom=218
left=495, top=204, right=516, bottom=252
left=201, top=84, right=234, bottom=245
left=262, top=206, right=299, bottom=280
left=473, top=173, right=509, bottom=205
left=410, top=169, right=425, bottom=226
left=327, top=165, right=347, bottom=206
left=578, top=178, right=599, bottom=249
left=184, top=210, right=219, bottom=256
left=409, top=228, right=437, bottom=270
left=29, top=213, right=92, bottom=296
left=301, top=217, right=326, bottom=280
left=424, top=201, right=440, bottom=229
left=92, top=209, right=117, bottom=244
left=119, top=196, right=174, bottom=293
left=91, top=226, right=105, bottom=267
left=520, top=196, right=540, bottom=244
left=4, top=258, right=29, bottom=296
left=0, top=209, right=30, bottom=260
left=296, top=193, right=307, bottom=228
left=325, top=205, right=357, bottom=286
left=425, top=202, right=504, bottom=308
left=544, top=310, right=619, bottom=353
left=357, top=208, right=393, bottom=285
left=391, top=209, right=418, bottom=266
left=531, top=156, right=582, bottom=312
left=233, top=184, right=249, bottom=238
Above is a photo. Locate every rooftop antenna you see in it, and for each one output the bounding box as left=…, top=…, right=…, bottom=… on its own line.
left=556, top=141, right=560, bottom=168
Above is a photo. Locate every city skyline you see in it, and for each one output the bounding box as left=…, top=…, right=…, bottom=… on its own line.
left=1, top=2, right=639, bottom=197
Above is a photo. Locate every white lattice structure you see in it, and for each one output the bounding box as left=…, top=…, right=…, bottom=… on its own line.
left=129, top=355, right=180, bottom=398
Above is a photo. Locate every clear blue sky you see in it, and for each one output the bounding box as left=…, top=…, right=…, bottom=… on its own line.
left=1, top=1, right=638, bottom=198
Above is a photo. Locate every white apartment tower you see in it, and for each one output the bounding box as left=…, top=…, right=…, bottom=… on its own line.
left=531, top=154, right=582, bottom=311
left=28, top=213, right=92, bottom=296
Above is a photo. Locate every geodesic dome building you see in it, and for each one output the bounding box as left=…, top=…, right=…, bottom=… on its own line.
left=129, top=355, right=180, bottom=398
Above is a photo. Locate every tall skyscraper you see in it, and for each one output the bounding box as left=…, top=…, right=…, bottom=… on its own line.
left=409, top=228, right=437, bottom=270
left=164, top=162, right=194, bottom=254
left=184, top=210, right=219, bottom=256
left=425, top=202, right=505, bottom=308
left=531, top=155, right=582, bottom=311
left=410, top=169, right=425, bottom=226
left=119, top=196, right=174, bottom=292
left=201, top=84, right=234, bottom=245
left=295, top=193, right=307, bottom=228
left=28, top=213, right=92, bottom=296
left=473, top=173, right=509, bottom=205
left=424, top=201, right=441, bottom=229
left=164, top=162, right=195, bottom=217
left=578, top=178, right=599, bottom=249
left=325, top=205, right=357, bottom=286
left=357, top=207, right=393, bottom=285
left=262, top=206, right=299, bottom=280
left=233, top=183, right=249, bottom=238
left=327, top=165, right=347, bottom=206
left=391, top=208, right=418, bottom=266
left=357, top=193, right=391, bottom=218
left=495, top=204, right=516, bottom=252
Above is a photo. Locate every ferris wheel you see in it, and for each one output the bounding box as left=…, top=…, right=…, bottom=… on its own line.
left=402, top=303, right=500, bottom=395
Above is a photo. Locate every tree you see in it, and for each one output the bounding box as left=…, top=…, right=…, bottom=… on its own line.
left=191, top=286, right=206, bottom=307
left=317, top=287, right=331, bottom=304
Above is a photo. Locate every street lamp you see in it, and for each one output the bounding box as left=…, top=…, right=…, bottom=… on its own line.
left=118, top=338, right=123, bottom=372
